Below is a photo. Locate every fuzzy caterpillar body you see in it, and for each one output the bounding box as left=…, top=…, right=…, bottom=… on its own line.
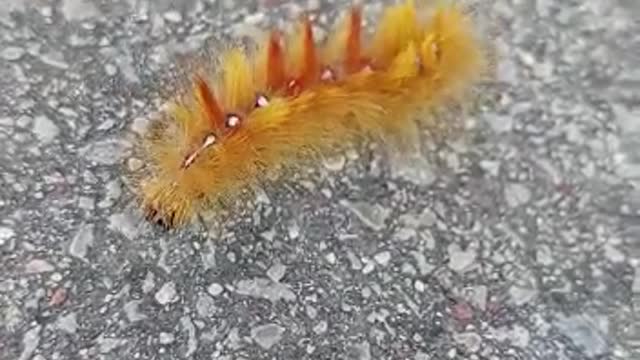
left=130, top=0, right=490, bottom=229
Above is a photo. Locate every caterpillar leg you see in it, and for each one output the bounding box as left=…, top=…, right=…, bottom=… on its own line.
left=140, top=179, right=194, bottom=230
left=144, top=206, right=178, bottom=230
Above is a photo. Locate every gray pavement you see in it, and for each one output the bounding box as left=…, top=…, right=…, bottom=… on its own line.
left=1, top=0, right=640, bottom=359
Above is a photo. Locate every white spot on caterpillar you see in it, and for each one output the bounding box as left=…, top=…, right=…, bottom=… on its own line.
left=226, top=114, right=241, bottom=128
left=202, top=134, right=217, bottom=147
left=182, top=133, right=217, bottom=169
left=256, top=94, right=269, bottom=108
left=321, top=68, right=335, bottom=81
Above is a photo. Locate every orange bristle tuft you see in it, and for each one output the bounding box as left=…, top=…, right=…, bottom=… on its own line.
left=194, top=77, right=224, bottom=133
left=266, top=30, right=286, bottom=91
left=345, top=5, right=363, bottom=74
left=297, top=16, right=319, bottom=90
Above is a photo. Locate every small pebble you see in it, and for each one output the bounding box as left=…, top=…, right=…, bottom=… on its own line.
left=632, top=266, right=640, bottom=294
left=32, top=115, right=60, bottom=144
left=155, top=282, right=179, bottom=305
left=25, top=259, right=55, bottom=274
left=266, top=262, right=286, bottom=282
left=69, top=224, right=94, bottom=260
left=447, top=244, right=476, bottom=273
left=0, top=226, right=15, bottom=245
left=505, top=183, right=532, bottom=207
left=325, top=252, right=337, bottom=264
left=163, top=10, right=182, bottom=23
left=362, top=262, right=375, bottom=274
left=105, top=63, right=118, bottom=76
left=251, top=323, right=285, bottom=350
left=374, top=251, right=391, bottom=266
left=1, top=46, right=25, bottom=61
left=159, top=332, right=175, bottom=344
left=313, top=320, right=328, bottom=335
left=207, top=283, right=224, bottom=296
left=56, top=312, right=78, bottom=334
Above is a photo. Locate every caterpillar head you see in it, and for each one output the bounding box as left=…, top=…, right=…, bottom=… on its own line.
left=137, top=76, right=273, bottom=230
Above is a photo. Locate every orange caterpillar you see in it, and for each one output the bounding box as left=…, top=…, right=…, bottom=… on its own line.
left=129, top=0, right=490, bottom=229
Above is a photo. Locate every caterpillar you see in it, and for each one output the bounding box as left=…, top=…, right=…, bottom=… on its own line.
left=127, top=0, right=491, bottom=230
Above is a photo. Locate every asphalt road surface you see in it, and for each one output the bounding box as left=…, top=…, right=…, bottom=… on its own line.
left=1, top=0, right=639, bottom=359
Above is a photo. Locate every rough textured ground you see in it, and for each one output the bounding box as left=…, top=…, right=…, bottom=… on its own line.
left=1, top=0, right=639, bottom=359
